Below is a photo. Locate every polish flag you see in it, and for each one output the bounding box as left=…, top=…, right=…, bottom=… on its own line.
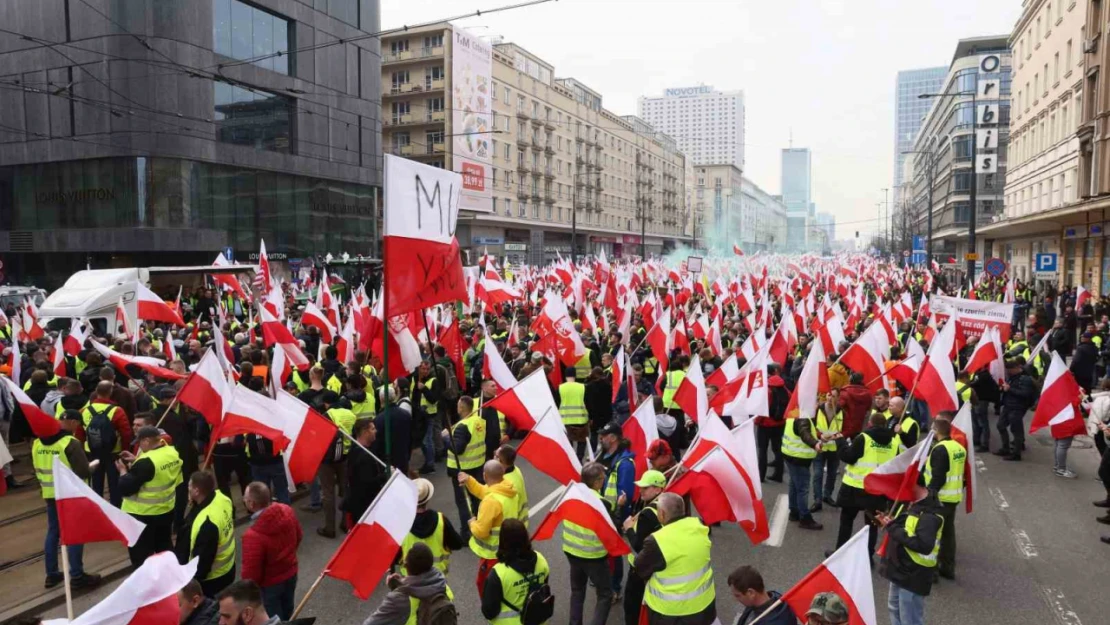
left=863, top=431, right=935, bottom=502
left=705, top=353, right=740, bottom=389
left=914, top=315, right=959, bottom=414
left=254, top=239, right=273, bottom=294
left=781, top=527, right=878, bottom=625
left=64, top=319, right=88, bottom=357
left=516, top=408, right=582, bottom=485
left=622, top=398, right=659, bottom=482
left=21, top=299, right=45, bottom=341
left=949, top=402, right=977, bottom=513
left=531, top=292, right=586, bottom=366
left=671, top=415, right=767, bottom=543
left=162, top=334, right=177, bottom=363
left=785, top=339, right=828, bottom=420
left=1, top=375, right=61, bottom=437
left=42, top=552, right=197, bottom=625
left=214, top=385, right=294, bottom=452
left=482, top=322, right=517, bottom=392
left=838, top=321, right=890, bottom=393
left=89, top=342, right=186, bottom=381
left=52, top=333, right=67, bottom=377
left=1030, top=352, right=1087, bottom=439
left=1077, top=285, right=1091, bottom=311
left=176, top=348, right=233, bottom=428
left=486, top=368, right=558, bottom=431
left=317, top=270, right=341, bottom=328
left=115, top=297, right=132, bottom=339
left=135, top=284, right=185, bottom=326
left=273, top=390, right=341, bottom=487
left=645, top=307, right=672, bottom=377
left=706, top=317, right=724, bottom=356
left=336, top=312, right=356, bottom=365
left=211, top=253, right=250, bottom=302
left=382, top=156, right=468, bottom=318
left=477, top=270, right=523, bottom=310
left=369, top=297, right=424, bottom=380
left=886, top=338, right=925, bottom=392
left=54, top=457, right=145, bottom=547
left=611, top=346, right=626, bottom=403
left=532, top=481, right=631, bottom=556
left=260, top=307, right=310, bottom=371
left=326, top=470, right=417, bottom=599
left=733, top=244, right=744, bottom=256
left=300, top=302, right=336, bottom=343
left=672, top=354, right=708, bottom=424
left=438, top=317, right=467, bottom=388
left=963, top=326, right=1001, bottom=375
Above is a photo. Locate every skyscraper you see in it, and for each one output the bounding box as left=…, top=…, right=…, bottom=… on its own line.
left=637, top=85, right=745, bottom=168
left=781, top=148, right=812, bottom=251
left=893, top=67, right=947, bottom=203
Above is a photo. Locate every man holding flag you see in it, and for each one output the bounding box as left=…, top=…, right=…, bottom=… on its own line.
left=633, top=492, right=717, bottom=625
left=875, top=490, right=944, bottom=625
left=922, top=415, right=965, bottom=581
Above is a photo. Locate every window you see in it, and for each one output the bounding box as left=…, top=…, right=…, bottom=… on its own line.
left=426, top=66, right=444, bottom=89
left=1055, top=53, right=1060, bottom=83
left=423, top=34, right=444, bottom=49
left=391, top=71, right=409, bottom=90
left=1066, top=40, right=1073, bottom=73
left=492, top=82, right=498, bottom=101
left=390, top=101, right=409, bottom=121
left=390, top=40, right=409, bottom=54
left=1043, top=64, right=1049, bottom=92
left=213, top=0, right=291, bottom=75
left=214, top=83, right=293, bottom=153
left=505, top=199, right=512, bottom=217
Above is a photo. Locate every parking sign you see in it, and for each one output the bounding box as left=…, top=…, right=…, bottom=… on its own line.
left=1034, top=253, right=1058, bottom=280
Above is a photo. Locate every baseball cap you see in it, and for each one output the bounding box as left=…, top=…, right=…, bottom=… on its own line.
left=598, top=422, right=622, bottom=438
left=806, top=592, right=848, bottom=623
left=634, top=469, right=667, bottom=489
left=647, top=439, right=673, bottom=460
left=531, top=352, right=545, bottom=362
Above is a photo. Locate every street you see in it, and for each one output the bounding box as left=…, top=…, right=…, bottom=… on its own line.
left=37, top=420, right=1106, bottom=625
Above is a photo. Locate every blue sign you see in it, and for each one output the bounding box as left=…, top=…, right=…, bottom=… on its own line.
left=223, top=246, right=234, bottom=262
left=911, top=235, right=926, bottom=266
left=985, top=257, right=1007, bottom=277
left=1035, top=253, right=1058, bottom=273
left=472, top=236, right=505, bottom=245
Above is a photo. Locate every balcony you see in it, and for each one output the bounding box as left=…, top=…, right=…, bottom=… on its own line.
left=543, top=167, right=555, bottom=179
left=544, top=144, right=555, bottom=156
left=383, top=46, right=445, bottom=64
left=388, top=83, right=417, bottom=94
left=388, top=144, right=416, bottom=156
left=516, top=109, right=529, bottom=120
left=516, top=135, right=530, bottom=148
left=428, top=110, right=446, bottom=122
left=385, top=114, right=414, bottom=126
left=532, top=137, right=544, bottom=150
left=544, top=193, right=556, bottom=204
left=531, top=190, right=542, bottom=203
left=420, top=79, right=445, bottom=92
left=517, top=188, right=529, bottom=200
left=517, top=160, right=530, bottom=173
left=530, top=116, right=543, bottom=128
left=544, top=118, right=556, bottom=131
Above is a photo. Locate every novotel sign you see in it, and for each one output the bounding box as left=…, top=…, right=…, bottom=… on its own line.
left=664, top=86, right=713, bottom=97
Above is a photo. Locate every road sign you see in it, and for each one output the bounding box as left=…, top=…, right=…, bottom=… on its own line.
left=985, top=257, right=1007, bottom=277
left=1035, top=253, right=1058, bottom=273
left=965, top=253, right=980, bottom=261
left=687, top=256, right=703, bottom=273
left=223, top=246, right=234, bottom=262
left=902, top=250, right=911, bottom=257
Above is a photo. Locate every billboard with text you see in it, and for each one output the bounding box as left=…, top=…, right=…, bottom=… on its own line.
left=451, top=26, right=492, bottom=213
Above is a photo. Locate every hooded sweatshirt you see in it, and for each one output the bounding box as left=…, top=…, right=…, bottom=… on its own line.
left=408, top=509, right=466, bottom=552
left=464, top=477, right=518, bottom=544
left=362, top=568, right=451, bottom=625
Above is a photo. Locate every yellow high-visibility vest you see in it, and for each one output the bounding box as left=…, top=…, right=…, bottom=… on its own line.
left=32, top=436, right=75, bottom=499
left=924, top=439, right=966, bottom=503
left=190, top=491, right=235, bottom=581
left=842, top=433, right=898, bottom=489
left=644, top=516, right=715, bottom=616
left=122, top=444, right=183, bottom=516
left=558, top=382, right=587, bottom=426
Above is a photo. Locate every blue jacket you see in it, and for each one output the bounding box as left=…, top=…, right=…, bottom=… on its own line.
left=601, top=446, right=636, bottom=521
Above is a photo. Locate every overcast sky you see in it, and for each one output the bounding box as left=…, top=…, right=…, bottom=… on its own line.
left=381, top=0, right=1021, bottom=240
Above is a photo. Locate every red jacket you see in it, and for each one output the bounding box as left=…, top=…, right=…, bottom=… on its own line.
left=241, top=503, right=302, bottom=587
left=838, top=384, right=874, bottom=438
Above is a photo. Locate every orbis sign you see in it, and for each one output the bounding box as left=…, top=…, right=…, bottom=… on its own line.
left=664, top=86, right=713, bottom=97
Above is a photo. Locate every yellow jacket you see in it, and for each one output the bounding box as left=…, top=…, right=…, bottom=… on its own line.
left=827, top=362, right=850, bottom=390
left=464, top=477, right=518, bottom=541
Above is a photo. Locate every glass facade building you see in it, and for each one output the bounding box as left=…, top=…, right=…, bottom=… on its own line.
left=893, top=67, right=948, bottom=203
left=0, top=0, right=382, bottom=288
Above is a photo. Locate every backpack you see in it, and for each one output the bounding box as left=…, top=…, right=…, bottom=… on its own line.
left=321, top=415, right=346, bottom=464
left=438, top=364, right=460, bottom=402
left=504, top=572, right=554, bottom=625
left=85, top=404, right=118, bottom=459
left=416, top=591, right=457, bottom=625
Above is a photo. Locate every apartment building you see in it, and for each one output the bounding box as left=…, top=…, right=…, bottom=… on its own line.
left=980, top=0, right=1084, bottom=284
left=380, top=24, right=688, bottom=265
left=692, top=164, right=786, bottom=253
left=638, top=85, right=746, bottom=169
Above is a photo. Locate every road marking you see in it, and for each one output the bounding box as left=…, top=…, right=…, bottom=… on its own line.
left=1011, top=529, right=1038, bottom=558
left=765, top=494, right=790, bottom=547
left=528, top=484, right=567, bottom=519
left=989, top=487, right=1009, bottom=510
left=1041, top=587, right=1084, bottom=625
left=976, top=458, right=987, bottom=473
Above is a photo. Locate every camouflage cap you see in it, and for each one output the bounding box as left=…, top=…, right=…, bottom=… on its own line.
left=806, top=592, right=848, bottom=623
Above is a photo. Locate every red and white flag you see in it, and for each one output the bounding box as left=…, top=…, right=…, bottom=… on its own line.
left=963, top=326, right=1001, bottom=375
left=54, top=456, right=145, bottom=547
left=486, top=369, right=558, bottom=431
left=382, top=155, right=468, bottom=318
left=42, top=552, right=197, bottom=625
left=914, top=316, right=959, bottom=414
left=64, top=319, right=88, bottom=357
left=115, top=297, right=132, bottom=339
left=863, top=431, right=935, bottom=502
left=784, top=339, right=828, bottom=420
left=300, top=302, right=336, bottom=343
left=52, top=333, right=67, bottom=378
left=482, top=321, right=517, bottom=393
left=254, top=239, right=273, bottom=294
left=672, top=354, right=708, bottom=424
left=336, top=311, right=356, bottom=365
left=532, top=481, right=631, bottom=556
left=781, top=527, right=877, bottom=625
left=886, top=339, right=925, bottom=391
left=89, top=341, right=185, bottom=381
left=0, top=376, right=60, bottom=438
left=1030, top=352, right=1087, bottom=439
left=1077, top=285, right=1091, bottom=311
left=838, top=321, right=890, bottom=393
left=477, top=270, right=523, bottom=310
left=135, top=284, right=185, bottom=327
left=273, top=390, right=341, bottom=487
left=176, top=348, right=234, bottom=428
left=260, top=307, right=310, bottom=372
left=211, top=253, right=250, bottom=302
left=325, top=470, right=417, bottom=599
left=532, top=292, right=586, bottom=366
left=516, top=408, right=582, bottom=485
left=949, top=402, right=977, bottom=513
left=622, top=398, right=659, bottom=482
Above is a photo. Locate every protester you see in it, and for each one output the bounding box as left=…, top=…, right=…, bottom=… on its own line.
left=177, top=470, right=237, bottom=597
left=362, top=543, right=454, bottom=625
left=399, top=478, right=466, bottom=576
left=728, top=565, right=796, bottom=625
left=622, top=469, right=666, bottom=625
left=343, top=419, right=390, bottom=528
left=831, top=412, right=898, bottom=557
left=459, top=459, right=518, bottom=596
left=565, top=462, right=615, bottom=625
left=215, top=580, right=281, bottom=625
left=812, top=389, right=843, bottom=511
left=446, top=395, right=487, bottom=538
left=178, top=579, right=220, bottom=625
left=497, top=444, right=530, bottom=525
left=118, top=425, right=183, bottom=567
left=997, top=359, right=1036, bottom=461
left=82, top=380, right=133, bottom=507
left=634, top=492, right=716, bottom=625
left=877, top=490, right=944, bottom=625
left=241, top=482, right=302, bottom=620
left=481, top=519, right=550, bottom=624
left=782, top=403, right=823, bottom=530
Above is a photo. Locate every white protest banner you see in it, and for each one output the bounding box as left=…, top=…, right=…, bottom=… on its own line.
left=928, top=295, right=1015, bottom=343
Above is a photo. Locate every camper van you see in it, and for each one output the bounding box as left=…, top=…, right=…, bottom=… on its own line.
left=38, top=265, right=256, bottom=336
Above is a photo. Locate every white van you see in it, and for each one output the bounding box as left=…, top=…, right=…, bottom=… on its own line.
left=0, top=285, right=48, bottom=312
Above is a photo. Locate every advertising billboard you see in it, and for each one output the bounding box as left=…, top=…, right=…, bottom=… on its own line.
left=451, top=26, right=493, bottom=213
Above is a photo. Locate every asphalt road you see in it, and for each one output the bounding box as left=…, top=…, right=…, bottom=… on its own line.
left=39, top=413, right=1108, bottom=625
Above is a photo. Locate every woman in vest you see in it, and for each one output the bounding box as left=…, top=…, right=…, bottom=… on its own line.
left=482, top=519, right=550, bottom=625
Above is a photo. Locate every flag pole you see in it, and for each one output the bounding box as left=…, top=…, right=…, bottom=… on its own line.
left=290, top=468, right=399, bottom=620
left=60, top=547, right=75, bottom=620
left=153, top=395, right=182, bottom=430
left=339, top=428, right=389, bottom=469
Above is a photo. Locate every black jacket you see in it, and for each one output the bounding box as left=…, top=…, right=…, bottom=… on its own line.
left=373, top=403, right=413, bottom=473
left=623, top=500, right=661, bottom=562
left=175, top=492, right=224, bottom=580
left=342, top=443, right=390, bottom=519
left=1001, top=372, right=1036, bottom=411
left=584, top=379, right=614, bottom=431
left=734, top=590, right=796, bottom=625
left=878, top=498, right=944, bottom=596
left=836, top=426, right=897, bottom=509
left=1070, top=341, right=1099, bottom=390
left=182, top=597, right=220, bottom=625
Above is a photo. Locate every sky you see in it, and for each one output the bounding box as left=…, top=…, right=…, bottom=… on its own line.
left=380, top=0, right=1022, bottom=241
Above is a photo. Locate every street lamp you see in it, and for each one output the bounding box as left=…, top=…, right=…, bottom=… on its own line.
left=919, top=90, right=977, bottom=289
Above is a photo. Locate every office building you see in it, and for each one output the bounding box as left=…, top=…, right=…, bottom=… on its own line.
left=0, top=0, right=383, bottom=287
left=781, top=148, right=812, bottom=251
left=815, top=212, right=836, bottom=253
left=381, top=25, right=688, bottom=263
left=637, top=86, right=745, bottom=168
left=906, top=36, right=1012, bottom=276
left=692, top=165, right=785, bottom=253
left=893, top=67, right=948, bottom=204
